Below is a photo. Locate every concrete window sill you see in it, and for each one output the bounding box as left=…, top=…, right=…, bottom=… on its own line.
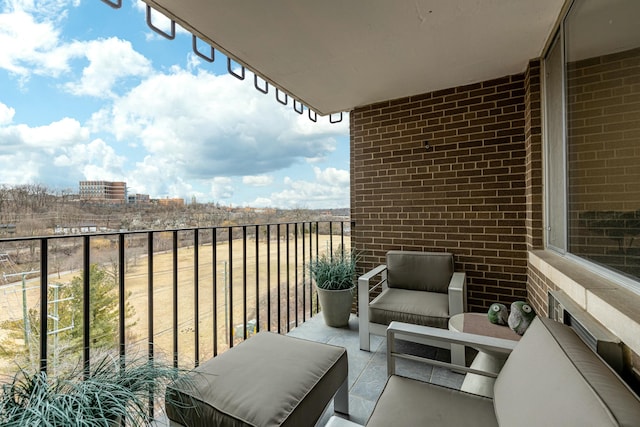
left=529, top=249, right=640, bottom=357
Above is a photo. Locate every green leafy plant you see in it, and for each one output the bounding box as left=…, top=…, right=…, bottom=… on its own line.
left=309, top=247, right=358, bottom=291
left=0, top=352, right=191, bottom=427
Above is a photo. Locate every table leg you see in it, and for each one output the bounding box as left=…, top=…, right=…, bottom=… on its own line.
left=451, top=342, right=466, bottom=368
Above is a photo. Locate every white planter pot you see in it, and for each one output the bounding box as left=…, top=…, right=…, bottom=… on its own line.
left=316, top=285, right=355, bottom=327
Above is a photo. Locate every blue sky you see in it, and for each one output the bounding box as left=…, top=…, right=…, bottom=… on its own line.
left=0, top=0, right=350, bottom=208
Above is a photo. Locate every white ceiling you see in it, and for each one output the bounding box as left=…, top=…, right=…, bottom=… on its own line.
left=142, top=0, right=566, bottom=116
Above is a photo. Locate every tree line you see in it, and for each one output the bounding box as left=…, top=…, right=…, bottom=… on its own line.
left=0, top=184, right=349, bottom=238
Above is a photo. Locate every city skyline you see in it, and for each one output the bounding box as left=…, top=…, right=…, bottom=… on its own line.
left=0, top=1, right=350, bottom=209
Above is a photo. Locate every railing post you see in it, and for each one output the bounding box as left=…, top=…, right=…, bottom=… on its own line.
left=118, top=233, right=126, bottom=364
left=83, top=235, right=90, bottom=379
left=242, top=226, right=247, bottom=340
left=172, top=231, right=178, bottom=367
left=302, top=223, right=306, bottom=322
left=39, top=238, right=48, bottom=373
left=147, top=232, right=154, bottom=360
left=194, top=230, right=200, bottom=366
left=329, top=222, right=334, bottom=256
left=286, top=223, right=290, bottom=332
left=147, top=231, right=155, bottom=419
left=228, top=227, right=233, bottom=348
left=212, top=229, right=218, bottom=357
left=267, top=225, right=271, bottom=331
left=315, top=222, right=319, bottom=314
left=309, top=222, right=314, bottom=317
left=294, top=223, right=299, bottom=327
left=255, top=225, right=260, bottom=333
left=277, top=224, right=281, bottom=334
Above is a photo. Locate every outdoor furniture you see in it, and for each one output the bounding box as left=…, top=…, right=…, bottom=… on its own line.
left=329, top=316, right=640, bottom=426
left=358, top=251, right=466, bottom=351
left=165, top=332, right=348, bottom=427
left=448, top=312, right=521, bottom=397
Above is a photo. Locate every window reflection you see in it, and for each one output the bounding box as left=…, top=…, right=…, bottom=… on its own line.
left=565, top=0, right=640, bottom=280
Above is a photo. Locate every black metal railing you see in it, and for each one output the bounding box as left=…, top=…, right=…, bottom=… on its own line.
left=0, top=221, right=349, bottom=377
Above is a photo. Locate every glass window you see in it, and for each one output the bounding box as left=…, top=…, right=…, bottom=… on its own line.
left=546, top=0, right=640, bottom=282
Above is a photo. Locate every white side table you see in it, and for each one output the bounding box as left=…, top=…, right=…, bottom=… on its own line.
left=448, top=312, right=521, bottom=397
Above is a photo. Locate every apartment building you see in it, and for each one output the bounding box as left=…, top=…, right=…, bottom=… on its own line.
left=79, top=181, right=127, bottom=204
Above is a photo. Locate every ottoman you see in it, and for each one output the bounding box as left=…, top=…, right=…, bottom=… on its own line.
left=166, top=332, right=349, bottom=426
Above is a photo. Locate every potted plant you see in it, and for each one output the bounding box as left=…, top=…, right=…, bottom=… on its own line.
left=0, top=352, right=191, bottom=427
left=309, top=247, right=358, bottom=327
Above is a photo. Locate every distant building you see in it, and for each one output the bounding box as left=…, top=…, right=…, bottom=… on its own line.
left=54, top=223, right=99, bottom=234
left=128, top=193, right=150, bottom=205
left=79, top=181, right=127, bottom=204
left=158, top=198, right=185, bottom=207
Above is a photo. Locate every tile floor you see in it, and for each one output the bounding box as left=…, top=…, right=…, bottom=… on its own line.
left=155, top=313, right=465, bottom=426
left=287, top=313, right=465, bottom=426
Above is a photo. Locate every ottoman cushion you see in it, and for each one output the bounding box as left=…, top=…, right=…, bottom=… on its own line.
left=166, top=332, right=348, bottom=427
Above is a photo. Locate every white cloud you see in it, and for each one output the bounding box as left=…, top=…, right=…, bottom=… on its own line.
left=163, top=178, right=195, bottom=200
left=0, top=154, right=42, bottom=185
left=314, top=166, right=349, bottom=186
left=90, top=68, right=348, bottom=183
left=251, top=197, right=272, bottom=207
left=0, top=117, right=88, bottom=151
left=242, top=175, right=274, bottom=187
left=0, top=3, right=150, bottom=97
left=61, top=138, right=126, bottom=172
left=0, top=1, right=87, bottom=79
left=126, top=155, right=206, bottom=200
left=7, top=0, right=76, bottom=16
left=249, top=166, right=349, bottom=209
left=0, top=1, right=351, bottom=208
left=0, top=9, right=64, bottom=77
left=210, top=177, right=234, bottom=200
left=0, top=114, right=124, bottom=188
left=63, top=37, right=152, bottom=98
left=0, top=102, right=15, bottom=125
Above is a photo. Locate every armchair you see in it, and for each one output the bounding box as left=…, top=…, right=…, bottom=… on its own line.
left=358, top=251, right=466, bottom=351
left=328, top=318, right=640, bottom=426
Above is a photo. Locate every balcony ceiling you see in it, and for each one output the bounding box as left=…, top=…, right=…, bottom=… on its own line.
left=142, top=0, right=566, bottom=116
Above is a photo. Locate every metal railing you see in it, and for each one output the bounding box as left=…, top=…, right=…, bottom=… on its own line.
left=0, top=221, right=349, bottom=376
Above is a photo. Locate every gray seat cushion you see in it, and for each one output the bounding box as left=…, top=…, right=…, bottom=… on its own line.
left=368, top=288, right=450, bottom=329
left=366, top=375, right=498, bottom=427
left=494, top=317, right=640, bottom=426
left=166, top=332, right=348, bottom=427
left=386, top=251, right=453, bottom=293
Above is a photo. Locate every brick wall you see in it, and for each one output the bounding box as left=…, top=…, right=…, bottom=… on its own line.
left=526, top=260, right=553, bottom=318
left=351, top=69, right=537, bottom=312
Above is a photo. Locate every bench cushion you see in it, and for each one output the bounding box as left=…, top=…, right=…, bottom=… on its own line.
left=494, top=317, right=640, bottom=426
left=369, top=288, right=449, bottom=329
left=367, top=375, right=498, bottom=427
left=386, top=251, right=453, bottom=293
left=166, top=332, right=348, bottom=427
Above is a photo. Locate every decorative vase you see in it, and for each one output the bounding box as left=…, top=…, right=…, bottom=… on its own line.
left=316, top=285, right=355, bottom=327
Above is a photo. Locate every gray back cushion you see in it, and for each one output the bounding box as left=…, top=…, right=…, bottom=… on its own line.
left=386, top=251, right=454, bottom=293
left=494, top=317, right=640, bottom=426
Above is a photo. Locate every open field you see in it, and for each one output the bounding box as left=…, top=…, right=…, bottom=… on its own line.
left=0, top=233, right=350, bottom=374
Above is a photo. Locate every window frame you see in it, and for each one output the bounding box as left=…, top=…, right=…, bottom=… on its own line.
left=542, top=0, right=640, bottom=295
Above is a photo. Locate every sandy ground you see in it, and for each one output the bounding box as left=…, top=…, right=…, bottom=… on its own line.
left=0, top=234, right=350, bottom=373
